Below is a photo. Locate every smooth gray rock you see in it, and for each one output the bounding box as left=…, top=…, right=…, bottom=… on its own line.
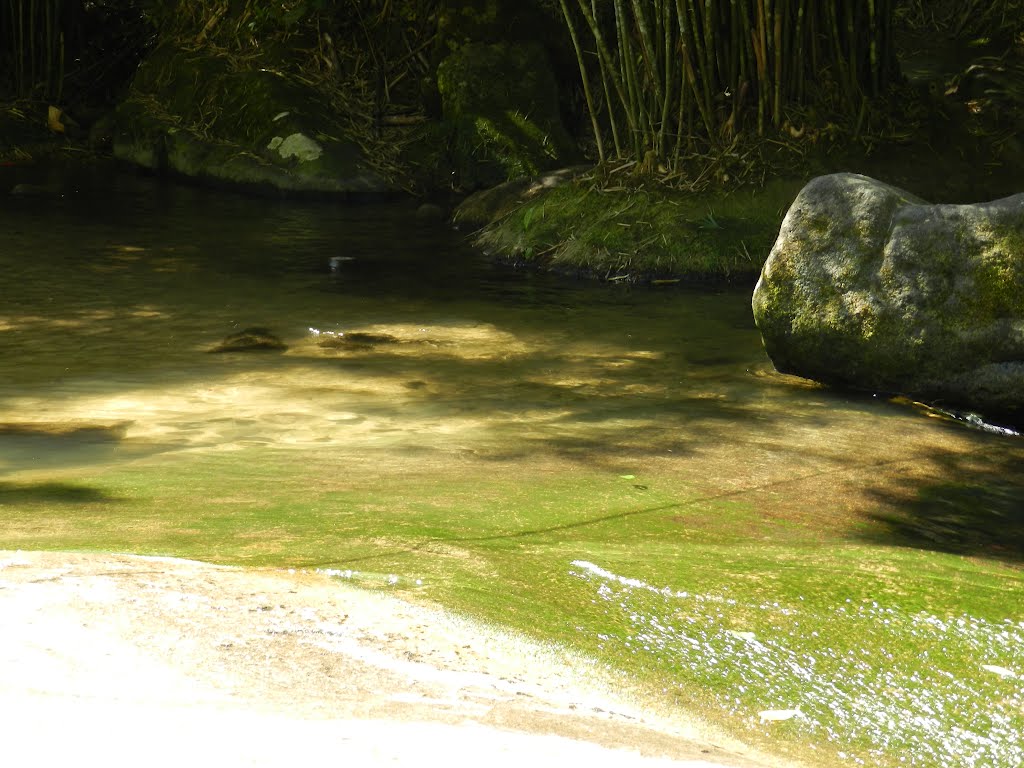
left=752, top=172, right=1024, bottom=425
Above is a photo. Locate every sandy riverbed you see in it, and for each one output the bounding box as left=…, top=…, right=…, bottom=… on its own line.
left=0, top=550, right=802, bottom=767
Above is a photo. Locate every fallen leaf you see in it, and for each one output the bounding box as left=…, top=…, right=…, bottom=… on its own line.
left=727, top=630, right=756, bottom=641
left=47, top=105, right=65, bottom=133
left=759, top=708, right=801, bottom=723
left=982, top=665, right=1016, bottom=678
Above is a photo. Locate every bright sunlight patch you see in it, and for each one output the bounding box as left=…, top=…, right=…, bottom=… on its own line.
left=570, top=560, right=1024, bottom=767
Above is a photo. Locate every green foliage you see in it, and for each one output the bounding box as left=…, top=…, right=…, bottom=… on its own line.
left=558, top=0, right=897, bottom=166
left=896, top=0, right=1024, bottom=38
left=437, top=40, right=576, bottom=189
left=244, top=0, right=324, bottom=34
left=476, top=176, right=799, bottom=281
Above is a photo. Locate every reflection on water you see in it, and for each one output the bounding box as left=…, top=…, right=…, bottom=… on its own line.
left=1, top=162, right=1022, bottom=555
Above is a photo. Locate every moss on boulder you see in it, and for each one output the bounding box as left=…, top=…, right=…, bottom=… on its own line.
left=752, top=173, right=1024, bottom=425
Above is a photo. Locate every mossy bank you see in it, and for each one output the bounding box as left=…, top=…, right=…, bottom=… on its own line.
left=456, top=172, right=803, bottom=284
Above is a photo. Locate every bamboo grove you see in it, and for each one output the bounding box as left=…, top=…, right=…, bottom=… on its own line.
left=1, top=0, right=73, bottom=100
left=558, top=0, right=897, bottom=165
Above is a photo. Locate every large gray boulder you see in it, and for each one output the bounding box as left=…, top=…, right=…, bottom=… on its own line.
left=752, top=173, right=1024, bottom=425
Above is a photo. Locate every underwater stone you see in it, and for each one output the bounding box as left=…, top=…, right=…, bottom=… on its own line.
left=752, top=172, right=1024, bottom=425
left=209, top=327, right=287, bottom=353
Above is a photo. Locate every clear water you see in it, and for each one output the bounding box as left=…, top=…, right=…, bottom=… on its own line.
left=1, top=161, right=1022, bottom=545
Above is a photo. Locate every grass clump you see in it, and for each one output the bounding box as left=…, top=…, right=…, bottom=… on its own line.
left=475, top=175, right=800, bottom=283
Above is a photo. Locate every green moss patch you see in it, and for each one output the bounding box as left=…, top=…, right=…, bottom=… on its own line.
left=474, top=177, right=801, bottom=283
left=2, top=446, right=1021, bottom=768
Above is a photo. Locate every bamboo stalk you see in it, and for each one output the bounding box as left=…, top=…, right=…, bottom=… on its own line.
left=687, top=0, right=714, bottom=136
left=630, top=0, right=664, bottom=109
left=675, top=0, right=714, bottom=139
left=556, top=0, right=897, bottom=169
left=576, top=0, right=637, bottom=153
left=700, top=0, right=717, bottom=119
left=659, top=0, right=674, bottom=154
left=672, top=9, right=690, bottom=164
left=727, top=0, right=740, bottom=96
left=613, top=0, right=643, bottom=156
left=772, top=1, right=783, bottom=127
left=753, top=0, right=767, bottom=135
left=867, top=0, right=878, bottom=95
left=738, top=0, right=752, bottom=133
left=735, top=0, right=754, bottom=132
left=558, top=0, right=605, bottom=163
left=881, top=0, right=893, bottom=89
left=844, top=0, right=857, bottom=102
left=701, top=0, right=715, bottom=97
left=792, top=0, right=806, bottom=102
left=592, top=0, right=624, bottom=157
left=826, top=1, right=849, bottom=105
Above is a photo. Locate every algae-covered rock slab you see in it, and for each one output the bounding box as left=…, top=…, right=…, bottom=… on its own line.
left=752, top=172, right=1024, bottom=424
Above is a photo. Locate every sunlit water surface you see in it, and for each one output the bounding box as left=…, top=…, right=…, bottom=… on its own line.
left=2, top=163, right=1022, bottom=766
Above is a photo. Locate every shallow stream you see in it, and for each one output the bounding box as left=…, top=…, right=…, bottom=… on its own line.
left=2, top=164, right=1016, bottom=499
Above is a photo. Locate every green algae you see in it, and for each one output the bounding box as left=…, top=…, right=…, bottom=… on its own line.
left=2, top=448, right=1021, bottom=768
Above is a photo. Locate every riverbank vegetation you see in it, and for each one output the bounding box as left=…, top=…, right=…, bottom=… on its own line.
left=558, top=0, right=896, bottom=168
left=3, top=2, right=1022, bottom=198
left=473, top=0, right=1024, bottom=281
left=472, top=175, right=801, bottom=282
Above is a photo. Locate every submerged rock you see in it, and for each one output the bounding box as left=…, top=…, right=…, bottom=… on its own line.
left=209, top=327, right=287, bottom=353
left=752, top=173, right=1024, bottom=425
left=317, top=332, right=400, bottom=350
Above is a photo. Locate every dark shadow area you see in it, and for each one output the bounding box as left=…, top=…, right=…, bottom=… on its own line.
left=860, top=438, right=1024, bottom=563
left=0, top=422, right=129, bottom=442
left=0, top=422, right=132, bottom=473
left=0, top=481, right=122, bottom=505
